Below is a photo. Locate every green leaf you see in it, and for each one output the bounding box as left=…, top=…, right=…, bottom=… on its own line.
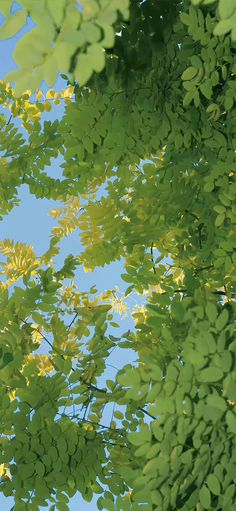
left=31, top=312, right=44, bottom=324
left=171, top=301, right=185, bottom=322
left=214, top=205, right=226, bottom=214
left=199, top=367, right=223, bottom=383
left=20, top=462, right=35, bottom=479
left=87, top=43, right=106, bottom=73
left=44, top=55, right=58, bottom=86
left=199, top=485, right=211, bottom=509
left=0, top=1, right=13, bottom=17
left=221, top=0, right=236, bottom=18
left=201, top=0, right=219, bottom=3
left=207, top=473, right=221, bottom=496
left=226, top=411, right=236, bottom=433
left=180, top=12, right=191, bottom=25
left=215, top=213, right=225, bottom=227
left=214, top=18, right=234, bottom=37
left=35, top=460, right=45, bottom=477
left=185, top=350, right=205, bottom=367
left=207, top=394, right=226, bottom=411
left=57, top=503, right=69, bottom=511
left=47, top=0, right=67, bottom=27
left=128, top=425, right=151, bottom=446
left=143, top=457, right=159, bottom=475
left=118, top=368, right=140, bottom=386
left=200, top=80, right=212, bottom=99
left=181, top=66, right=198, bottom=80
left=205, top=302, right=218, bottom=323
left=215, top=309, right=229, bottom=331
left=38, top=302, right=55, bottom=312
left=113, top=410, right=124, bottom=420
left=0, top=9, right=27, bottom=40
left=99, top=22, right=115, bottom=48
left=75, top=53, right=93, bottom=86
left=82, top=22, right=101, bottom=44
left=183, top=90, right=194, bottom=106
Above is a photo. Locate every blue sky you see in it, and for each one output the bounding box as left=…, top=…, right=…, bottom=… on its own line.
left=0, top=7, right=138, bottom=511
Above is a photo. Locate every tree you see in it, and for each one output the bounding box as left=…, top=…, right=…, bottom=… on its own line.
left=0, top=0, right=236, bottom=510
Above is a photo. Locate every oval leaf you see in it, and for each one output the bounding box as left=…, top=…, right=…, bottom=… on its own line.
left=0, top=10, right=27, bottom=40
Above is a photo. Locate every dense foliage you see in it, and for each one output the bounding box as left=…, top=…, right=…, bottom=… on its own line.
left=0, top=0, right=236, bottom=510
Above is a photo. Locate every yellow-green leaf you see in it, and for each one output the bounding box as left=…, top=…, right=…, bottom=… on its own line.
left=0, top=10, right=27, bottom=40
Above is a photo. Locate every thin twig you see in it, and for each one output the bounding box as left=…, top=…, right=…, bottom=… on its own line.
left=6, top=114, right=12, bottom=126
left=61, top=413, right=123, bottom=432
left=151, top=242, right=156, bottom=274
left=67, top=312, right=78, bottom=330
left=194, top=264, right=213, bottom=275
left=139, top=407, right=156, bottom=420
left=184, top=209, right=199, bottom=221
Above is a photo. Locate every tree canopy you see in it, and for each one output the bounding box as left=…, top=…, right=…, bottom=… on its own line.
left=0, top=0, right=236, bottom=510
